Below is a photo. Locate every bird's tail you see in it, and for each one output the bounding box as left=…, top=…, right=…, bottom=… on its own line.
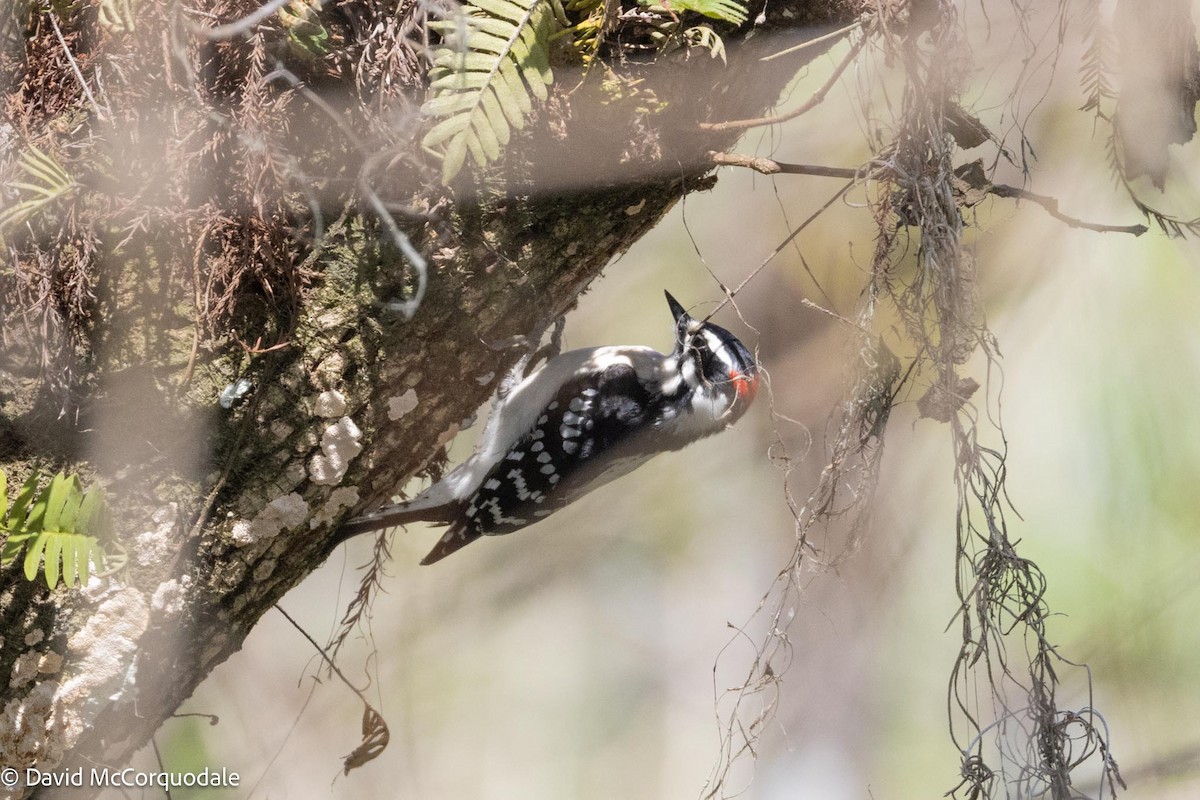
left=418, top=522, right=482, bottom=565
left=328, top=500, right=457, bottom=549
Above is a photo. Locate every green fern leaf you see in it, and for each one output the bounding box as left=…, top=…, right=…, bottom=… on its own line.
left=7, top=472, right=41, bottom=531
left=1, top=468, right=111, bottom=589
left=23, top=531, right=49, bottom=582
left=0, top=145, right=79, bottom=234
left=40, top=472, right=75, bottom=532
left=421, top=0, right=558, bottom=183
left=643, top=0, right=748, bottom=25
left=76, top=485, right=111, bottom=540
left=22, top=531, right=103, bottom=588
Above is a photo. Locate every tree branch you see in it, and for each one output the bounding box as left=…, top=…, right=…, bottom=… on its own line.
left=711, top=153, right=1150, bottom=236
left=989, top=184, right=1149, bottom=236
left=708, top=151, right=862, bottom=178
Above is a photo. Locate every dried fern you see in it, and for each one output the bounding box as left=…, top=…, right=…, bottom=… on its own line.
left=421, top=0, right=557, bottom=183
left=1078, top=0, right=1116, bottom=121
left=0, top=470, right=112, bottom=589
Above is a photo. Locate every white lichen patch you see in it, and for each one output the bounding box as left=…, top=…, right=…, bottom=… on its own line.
left=9, top=650, right=42, bottom=689
left=314, top=389, right=347, bottom=418
left=230, top=519, right=254, bottom=546
left=233, top=493, right=310, bottom=544
left=0, top=680, right=61, bottom=764
left=38, top=652, right=63, bottom=676
left=309, top=486, right=360, bottom=529
left=387, top=389, right=419, bottom=421
left=151, top=576, right=191, bottom=616
left=308, top=416, right=362, bottom=485
left=624, top=198, right=646, bottom=215
left=133, top=504, right=179, bottom=568
left=59, top=589, right=149, bottom=698
left=22, top=588, right=152, bottom=767
left=268, top=493, right=309, bottom=528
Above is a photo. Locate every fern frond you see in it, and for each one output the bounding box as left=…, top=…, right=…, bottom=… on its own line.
left=22, top=530, right=104, bottom=588
left=421, top=0, right=558, bottom=183
left=643, top=0, right=748, bottom=26
left=0, top=144, right=79, bottom=233
left=1078, top=0, right=1116, bottom=122
left=1, top=469, right=112, bottom=589
left=684, top=25, right=727, bottom=62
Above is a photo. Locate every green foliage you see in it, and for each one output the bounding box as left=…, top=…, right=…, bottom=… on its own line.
left=642, top=0, right=748, bottom=26
left=682, top=25, right=727, bottom=61
left=0, top=470, right=112, bottom=590
left=279, top=0, right=332, bottom=59
left=421, top=0, right=557, bottom=183
left=0, top=144, right=79, bottom=241
left=559, top=0, right=605, bottom=67
left=647, top=22, right=728, bottom=63
left=420, top=0, right=747, bottom=182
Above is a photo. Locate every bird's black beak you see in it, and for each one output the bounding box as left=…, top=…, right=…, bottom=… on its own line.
left=665, top=290, right=689, bottom=324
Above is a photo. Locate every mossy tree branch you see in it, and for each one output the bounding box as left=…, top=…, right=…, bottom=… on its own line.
left=0, top=0, right=862, bottom=788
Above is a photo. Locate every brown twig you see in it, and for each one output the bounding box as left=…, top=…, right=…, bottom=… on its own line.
left=989, top=184, right=1148, bottom=236
left=699, top=32, right=868, bottom=132
left=48, top=12, right=106, bottom=120
left=759, top=18, right=865, bottom=62
left=708, top=152, right=862, bottom=179
left=710, top=153, right=1148, bottom=237
left=706, top=177, right=867, bottom=318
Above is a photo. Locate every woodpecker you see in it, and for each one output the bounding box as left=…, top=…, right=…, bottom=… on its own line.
left=334, top=291, right=759, bottom=564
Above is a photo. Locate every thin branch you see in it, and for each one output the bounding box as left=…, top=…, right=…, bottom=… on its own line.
left=699, top=32, right=868, bottom=132
left=706, top=177, right=866, bottom=318
left=48, top=12, right=106, bottom=120
left=710, top=153, right=1149, bottom=237
left=151, top=737, right=173, bottom=800
left=989, top=184, right=1148, bottom=235
left=708, top=152, right=861, bottom=179
left=759, top=18, right=864, bottom=62
left=275, top=605, right=390, bottom=774
left=275, top=605, right=369, bottom=699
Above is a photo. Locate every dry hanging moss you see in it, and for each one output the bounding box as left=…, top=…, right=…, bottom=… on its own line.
left=704, top=3, right=1127, bottom=798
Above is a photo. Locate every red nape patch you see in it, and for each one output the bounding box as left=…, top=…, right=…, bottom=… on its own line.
left=729, top=370, right=760, bottom=402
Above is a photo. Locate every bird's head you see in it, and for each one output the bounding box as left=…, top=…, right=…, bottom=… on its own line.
left=666, top=291, right=759, bottom=420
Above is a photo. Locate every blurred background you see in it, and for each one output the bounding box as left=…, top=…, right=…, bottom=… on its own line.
left=139, top=6, right=1200, bottom=799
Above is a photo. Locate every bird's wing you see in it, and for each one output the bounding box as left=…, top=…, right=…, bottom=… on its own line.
left=440, top=362, right=666, bottom=540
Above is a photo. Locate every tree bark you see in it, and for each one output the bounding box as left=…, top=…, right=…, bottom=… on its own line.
left=0, top=0, right=861, bottom=790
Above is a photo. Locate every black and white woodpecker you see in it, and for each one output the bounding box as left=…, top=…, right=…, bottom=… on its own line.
left=333, top=291, right=759, bottom=564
